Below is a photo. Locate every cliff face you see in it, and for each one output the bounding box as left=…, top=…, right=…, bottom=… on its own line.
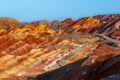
left=0, top=14, right=120, bottom=80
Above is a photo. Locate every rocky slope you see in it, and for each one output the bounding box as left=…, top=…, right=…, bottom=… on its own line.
left=0, top=14, right=120, bottom=80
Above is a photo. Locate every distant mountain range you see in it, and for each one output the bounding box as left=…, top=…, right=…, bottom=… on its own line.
left=0, top=14, right=120, bottom=40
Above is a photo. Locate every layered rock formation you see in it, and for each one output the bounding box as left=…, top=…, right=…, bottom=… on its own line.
left=0, top=14, right=120, bottom=80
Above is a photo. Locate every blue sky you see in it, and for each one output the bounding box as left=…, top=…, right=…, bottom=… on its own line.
left=0, top=0, right=120, bottom=22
